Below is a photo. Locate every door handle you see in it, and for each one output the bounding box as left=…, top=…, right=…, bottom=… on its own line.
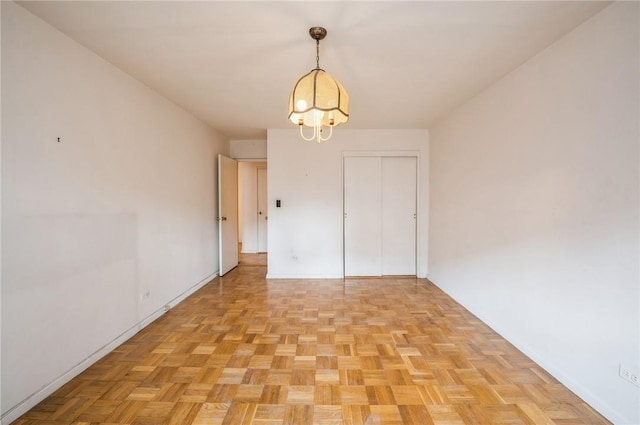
left=259, top=211, right=262, bottom=215
left=221, top=216, right=227, bottom=221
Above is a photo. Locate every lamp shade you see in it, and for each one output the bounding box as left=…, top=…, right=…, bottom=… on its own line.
left=288, top=69, right=349, bottom=128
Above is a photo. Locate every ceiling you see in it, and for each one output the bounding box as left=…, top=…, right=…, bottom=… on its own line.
left=18, top=1, right=610, bottom=140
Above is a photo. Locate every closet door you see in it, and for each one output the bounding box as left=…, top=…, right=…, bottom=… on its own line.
left=344, top=155, right=417, bottom=277
left=382, top=157, right=417, bottom=275
left=344, top=157, right=382, bottom=276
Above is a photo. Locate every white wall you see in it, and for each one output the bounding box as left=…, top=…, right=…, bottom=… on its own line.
left=0, top=2, right=3, bottom=419
left=1, top=2, right=228, bottom=422
left=238, top=161, right=266, bottom=253
left=238, top=161, right=244, bottom=243
left=429, top=3, right=639, bottom=424
left=267, top=129, right=428, bottom=279
left=230, top=139, right=267, bottom=160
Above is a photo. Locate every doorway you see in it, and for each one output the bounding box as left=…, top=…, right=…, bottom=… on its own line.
left=238, top=161, right=268, bottom=254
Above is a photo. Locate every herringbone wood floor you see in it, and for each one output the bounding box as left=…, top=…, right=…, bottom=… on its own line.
left=12, top=254, right=610, bottom=424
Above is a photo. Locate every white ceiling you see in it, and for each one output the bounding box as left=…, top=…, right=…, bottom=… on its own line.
left=18, top=1, right=610, bottom=140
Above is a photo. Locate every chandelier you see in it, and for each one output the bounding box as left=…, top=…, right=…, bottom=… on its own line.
left=288, top=27, right=349, bottom=143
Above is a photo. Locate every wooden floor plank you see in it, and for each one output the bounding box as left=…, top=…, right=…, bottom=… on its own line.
left=10, top=256, right=611, bottom=425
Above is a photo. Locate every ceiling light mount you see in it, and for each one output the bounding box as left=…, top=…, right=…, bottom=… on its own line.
left=288, top=26, right=349, bottom=143
left=309, top=26, right=327, bottom=41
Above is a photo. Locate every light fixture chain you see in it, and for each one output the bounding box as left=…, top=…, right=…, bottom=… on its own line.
left=316, top=39, right=320, bottom=70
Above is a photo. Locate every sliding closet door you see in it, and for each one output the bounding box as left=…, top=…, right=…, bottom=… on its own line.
left=344, top=157, right=382, bottom=276
left=382, top=157, right=416, bottom=275
left=344, top=155, right=417, bottom=277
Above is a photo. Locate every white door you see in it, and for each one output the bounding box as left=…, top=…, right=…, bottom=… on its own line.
left=218, top=154, right=238, bottom=276
left=344, top=157, right=382, bottom=276
left=344, top=155, right=417, bottom=277
left=382, top=157, right=417, bottom=275
left=257, top=168, right=268, bottom=252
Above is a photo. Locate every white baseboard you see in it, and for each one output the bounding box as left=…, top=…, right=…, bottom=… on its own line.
left=482, top=318, right=626, bottom=424
left=0, top=272, right=218, bottom=424
left=266, top=273, right=344, bottom=279
left=265, top=274, right=428, bottom=280
left=426, top=276, right=627, bottom=425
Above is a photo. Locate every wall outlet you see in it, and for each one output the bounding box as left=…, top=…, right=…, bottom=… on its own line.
left=619, top=364, right=640, bottom=387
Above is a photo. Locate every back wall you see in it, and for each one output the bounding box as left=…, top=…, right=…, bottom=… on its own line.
left=267, top=129, right=429, bottom=279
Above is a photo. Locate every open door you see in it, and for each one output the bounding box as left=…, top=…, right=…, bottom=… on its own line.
left=218, top=154, right=238, bottom=275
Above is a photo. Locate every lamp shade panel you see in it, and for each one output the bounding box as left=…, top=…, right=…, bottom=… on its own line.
left=288, top=69, right=349, bottom=128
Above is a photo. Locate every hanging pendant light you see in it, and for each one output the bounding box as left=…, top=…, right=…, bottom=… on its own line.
left=288, top=27, right=349, bottom=143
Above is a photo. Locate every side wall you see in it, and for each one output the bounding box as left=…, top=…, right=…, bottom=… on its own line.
left=1, top=3, right=228, bottom=421
left=230, top=139, right=267, bottom=161
left=267, top=129, right=428, bottom=279
left=428, top=3, right=639, bottom=423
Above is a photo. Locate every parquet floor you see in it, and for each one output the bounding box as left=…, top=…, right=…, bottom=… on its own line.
left=13, top=256, right=610, bottom=424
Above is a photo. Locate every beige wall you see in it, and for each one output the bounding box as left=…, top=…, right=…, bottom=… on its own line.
left=1, top=2, right=228, bottom=421
left=429, top=3, right=639, bottom=423
left=267, top=129, right=429, bottom=278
